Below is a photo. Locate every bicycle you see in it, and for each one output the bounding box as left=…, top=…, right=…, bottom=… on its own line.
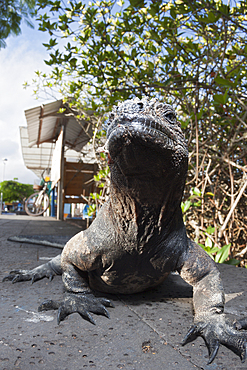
left=25, top=177, right=52, bottom=217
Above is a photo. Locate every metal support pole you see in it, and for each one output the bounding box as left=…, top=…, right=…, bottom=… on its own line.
left=51, top=188, right=55, bottom=217
left=57, top=125, right=65, bottom=220
left=0, top=192, right=2, bottom=215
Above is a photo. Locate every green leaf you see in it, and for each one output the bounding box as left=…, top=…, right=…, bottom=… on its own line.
left=214, top=76, right=233, bottom=87
left=69, top=58, right=77, bottom=67
left=180, top=117, right=190, bottom=129
left=213, top=94, right=226, bottom=105
left=197, top=107, right=204, bottom=120
left=205, top=237, right=213, bottom=248
left=215, top=243, right=231, bottom=263
left=192, top=200, right=202, bottom=207
left=199, top=244, right=214, bottom=259
left=170, top=7, right=176, bottom=19
left=224, top=258, right=240, bottom=266
left=199, top=12, right=219, bottom=24
left=131, top=48, right=137, bottom=58
left=181, top=200, right=191, bottom=213
left=210, top=247, right=222, bottom=254
left=219, top=4, right=229, bottom=15
left=193, top=187, right=201, bottom=197
left=129, top=0, right=145, bottom=8
left=206, top=226, right=215, bottom=235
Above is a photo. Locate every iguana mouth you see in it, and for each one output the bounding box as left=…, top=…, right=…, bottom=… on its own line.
left=107, top=114, right=176, bottom=143
left=125, top=116, right=176, bottom=140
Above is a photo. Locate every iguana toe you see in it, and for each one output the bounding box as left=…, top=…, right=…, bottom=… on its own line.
left=98, top=297, right=115, bottom=308
left=234, top=317, right=247, bottom=330
left=38, top=299, right=60, bottom=312
left=206, top=338, right=220, bottom=364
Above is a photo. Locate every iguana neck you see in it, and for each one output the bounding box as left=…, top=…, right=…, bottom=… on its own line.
left=109, top=174, right=184, bottom=231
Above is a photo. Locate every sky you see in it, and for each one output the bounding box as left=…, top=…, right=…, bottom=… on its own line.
left=0, top=20, right=57, bottom=184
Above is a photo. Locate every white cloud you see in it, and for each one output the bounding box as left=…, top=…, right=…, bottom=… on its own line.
left=0, top=24, right=56, bottom=184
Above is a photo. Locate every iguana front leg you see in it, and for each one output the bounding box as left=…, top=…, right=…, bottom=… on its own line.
left=3, top=254, right=62, bottom=284
left=38, top=231, right=114, bottom=325
left=178, top=239, right=247, bottom=364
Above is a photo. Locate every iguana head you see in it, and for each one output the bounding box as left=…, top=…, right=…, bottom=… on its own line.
left=106, top=97, right=188, bottom=210
left=106, top=97, right=188, bottom=172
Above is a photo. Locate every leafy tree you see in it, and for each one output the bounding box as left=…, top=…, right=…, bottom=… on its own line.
left=0, top=180, right=33, bottom=202
left=30, top=0, right=247, bottom=264
left=0, top=0, right=36, bottom=48
left=34, top=0, right=247, bottom=112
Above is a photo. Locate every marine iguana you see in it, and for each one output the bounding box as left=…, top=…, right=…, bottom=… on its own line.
left=3, top=97, right=247, bottom=364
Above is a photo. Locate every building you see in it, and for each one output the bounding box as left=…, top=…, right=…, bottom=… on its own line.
left=20, top=100, right=100, bottom=220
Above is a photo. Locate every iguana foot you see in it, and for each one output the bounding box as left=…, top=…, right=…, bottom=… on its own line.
left=2, top=263, right=56, bottom=284
left=38, top=292, right=114, bottom=325
left=182, top=314, right=247, bottom=364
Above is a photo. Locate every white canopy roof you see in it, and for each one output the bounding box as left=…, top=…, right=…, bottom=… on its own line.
left=24, top=100, right=93, bottom=152
left=20, top=100, right=97, bottom=178
left=20, top=127, right=96, bottom=178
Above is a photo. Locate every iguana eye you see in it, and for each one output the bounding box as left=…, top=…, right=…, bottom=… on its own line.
left=107, top=113, right=115, bottom=124
left=165, top=112, right=176, bottom=122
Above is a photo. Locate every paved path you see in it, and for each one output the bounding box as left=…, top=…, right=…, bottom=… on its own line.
left=1, top=215, right=247, bottom=370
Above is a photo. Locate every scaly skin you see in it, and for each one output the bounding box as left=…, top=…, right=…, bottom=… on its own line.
left=3, top=97, right=247, bottom=363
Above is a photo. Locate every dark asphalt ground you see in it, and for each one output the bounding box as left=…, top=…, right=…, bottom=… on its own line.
left=1, top=215, right=247, bottom=370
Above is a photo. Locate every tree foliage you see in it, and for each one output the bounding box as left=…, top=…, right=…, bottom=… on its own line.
left=31, top=0, right=247, bottom=264
left=0, top=0, right=36, bottom=48
left=35, top=0, right=247, bottom=111
left=0, top=181, right=33, bottom=202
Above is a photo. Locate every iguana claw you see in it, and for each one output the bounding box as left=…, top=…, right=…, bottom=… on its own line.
left=38, top=292, right=114, bottom=325
left=182, top=315, right=247, bottom=364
